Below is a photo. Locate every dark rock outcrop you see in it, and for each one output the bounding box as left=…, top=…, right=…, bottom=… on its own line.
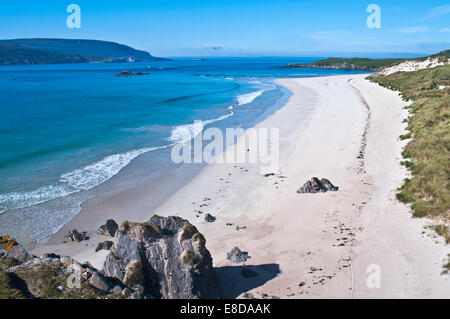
left=320, top=178, right=339, bottom=192
left=103, top=215, right=220, bottom=299
left=1, top=215, right=219, bottom=299
left=98, top=219, right=119, bottom=237
left=204, top=213, right=216, bottom=223
left=226, top=247, right=249, bottom=263
left=66, top=229, right=88, bottom=242
left=297, top=177, right=339, bottom=194
left=115, top=70, right=150, bottom=77
left=95, top=240, right=113, bottom=252
left=115, top=70, right=132, bottom=77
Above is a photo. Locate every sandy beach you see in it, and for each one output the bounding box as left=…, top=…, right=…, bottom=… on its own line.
left=32, top=74, right=450, bottom=298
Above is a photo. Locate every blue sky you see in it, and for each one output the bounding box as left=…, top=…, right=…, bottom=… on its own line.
left=0, top=0, right=449, bottom=57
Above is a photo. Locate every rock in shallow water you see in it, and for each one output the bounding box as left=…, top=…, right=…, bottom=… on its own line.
left=297, top=177, right=339, bottom=194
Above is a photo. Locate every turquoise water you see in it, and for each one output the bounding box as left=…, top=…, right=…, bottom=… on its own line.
left=0, top=58, right=366, bottom=244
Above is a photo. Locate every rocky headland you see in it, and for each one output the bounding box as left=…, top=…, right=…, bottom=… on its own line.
left=0, top=215, right=220, bottom=299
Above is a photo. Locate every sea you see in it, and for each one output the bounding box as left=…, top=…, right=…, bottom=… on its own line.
left=0, top=57, right=367, bottom=246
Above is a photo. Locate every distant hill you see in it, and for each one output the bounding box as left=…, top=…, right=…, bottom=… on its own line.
left=0, top=43, right=90, bottom=65
left=283, top=57, right=404, bottom=71
left=283, top=50, right=450, bottom=72
left=0, top=38, right=169, bottom=65
left=418, top=49, right=450, bottom=62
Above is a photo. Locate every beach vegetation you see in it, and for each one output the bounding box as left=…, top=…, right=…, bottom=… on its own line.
left=443, top=255, right=450, bottom=275
left=0, top=263, right=105, bottom=299
left=310, top=57, right=404, bottom=69
left=0, top=257, right=20, bottom=268
left=182, top=224, right=196, bottom=234
left=399, top=132, right=412, bottom=140
left=181, top=250, right=198, bottom=265
left=432, top=224, right=450, bottom=244
left=369, top=65, right=449, bottom=224
left=120, top=220, right=130, bottom=232
left=0, top=270, right=30, bottom=299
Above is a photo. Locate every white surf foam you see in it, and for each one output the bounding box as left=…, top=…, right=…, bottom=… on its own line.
left=60, top=146, right=164, bottom=190
left=1, top=108, right=235, bottom=212
left=168, top=111, right=233, bottom=144
left=0, top=145, right=170, bottom=211
left=0, top=184, right=74, bottom=211
left=236, top=90, right=264, bottom=106
left=168, top=121, right=204, bottom=144
left=0, top=83, right=275, bottom=213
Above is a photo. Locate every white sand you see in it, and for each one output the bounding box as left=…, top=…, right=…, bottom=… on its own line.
left=378, top=57, right=449, bottom=76
left=32, top=74, right=449, bottom=298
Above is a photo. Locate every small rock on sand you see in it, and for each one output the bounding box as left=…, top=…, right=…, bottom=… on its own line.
left=204, top=213, right=216, bottom=223
left=297, top=177, right=338, bottom=194
left=66, top=229, right=88, bottom=242
left=227, top=247, right=249, bottom=263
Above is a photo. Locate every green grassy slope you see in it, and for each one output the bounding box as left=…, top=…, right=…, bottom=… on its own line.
left=309, top=57, right=404, bottom=69
left=369, top=65, right=450, bottom=241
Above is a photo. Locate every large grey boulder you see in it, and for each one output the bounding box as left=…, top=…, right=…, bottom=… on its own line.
left=88, top=271, right=113, bottom=292
left=297, top=177, right=339, bottom=194
left=103, top=215, right=220, bottom=299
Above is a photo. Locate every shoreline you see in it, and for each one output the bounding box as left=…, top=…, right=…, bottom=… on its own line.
left=1, top=76, right=290, bottom=249
left=29, top=78, right=294, bottom=261
left=32, top=74, right=449, bottom=298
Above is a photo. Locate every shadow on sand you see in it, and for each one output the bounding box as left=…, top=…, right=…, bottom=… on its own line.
left=215, top=263, right=280, bottom=298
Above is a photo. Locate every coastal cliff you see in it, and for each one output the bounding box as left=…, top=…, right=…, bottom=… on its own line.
left=0, top=216, right=219, bottom=299
left=103, top=215, right=220, bottom=299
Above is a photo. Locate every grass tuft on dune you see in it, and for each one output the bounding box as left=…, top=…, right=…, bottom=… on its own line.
left=369, top=65, right=449, bottom=232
